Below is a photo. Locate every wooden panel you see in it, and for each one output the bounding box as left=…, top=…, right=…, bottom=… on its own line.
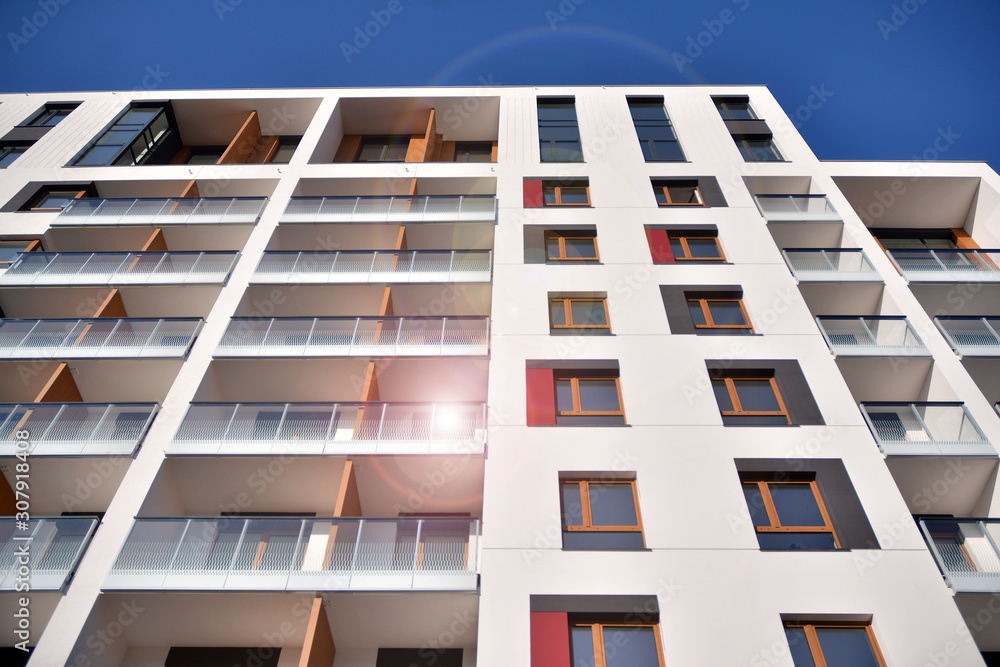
left=248, top=135, right=280, bottom=164
left=179, top=180, right=200, bottom=198
left=94, top=289, right=127, bottom=318
left=953, top=228, right=980, bottom=249
left=530, top=612, right=571, bottom=667
left=361, top=361, right=380, bottom=402
left=395, top=226, right=407, bottom=251
left=219, top=111, right=262, bottom=165
left=523, top=180, right=544, bottom=208
left=33, top=363, right=83, bottom=403
left=140, top=228, right=167, bottom=252
left=438, top=141, right=456, bottom=162
left=169, top=146, right=192, bottom=165
left=408, top=179, right=418, bottom=196
left=334, top=461, right=362, bottom=517
left=491, top=140, right=498, bottom=162
left=645, top=229, right=675, bottom=264
left=526, top=368, right=556, bottom=426
left=299, top=599, right=336, bottom=667
left=0, top=474, right=13, bottom=516
left=333, top=135, right=362, bottom=163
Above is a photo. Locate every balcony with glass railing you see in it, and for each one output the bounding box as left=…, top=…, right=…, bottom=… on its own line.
left=53, top=197, right=267, bottom=226
left=886, top=248, right=1000, bottom=282
left=104, top=516, right=480, bottom=591
left=279, top=195, right=497, bottom=223
left=0, top=318, right=201, bottom=358
left=0, top=402, right=157, bottom=455
left=753, top=194, right=840, bottom=221
left=0, top=251, right=239, bottom=286
left=816, top=316, right=927, bottom=356
left=167, top=401, right=487, bottom=455
left=781, top=248, right=880, bottom=281
left=860, top=402, right=994, bottom=456
left=215, top=317, right=489, bottom=357
left=935, top=317, right=1000, bottom=356
left=920, top=518, right=1000, bottom=593
left=0, top=517, right=99, bottom=590
left=252, top=250, right=492, bottom=284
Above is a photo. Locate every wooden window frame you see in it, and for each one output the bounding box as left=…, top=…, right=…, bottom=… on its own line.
left=670, top=234, right=725, bottom=261
left=550, top=297, right=611, bottom=332
left=571, top=621, right=665, bottom=667
left=743, top=479, right=839, bottom=548
left=554, top=375, right=625, bottom=421
left=561, top=479, right=643, bottom=534
left=30, top=189, right=89, bottom=212
left=654, top=183, right=704, bottom=206
left=688, top=297, right=753, bottom=333
left=713, top=376, right=790, bottom=424
left=545, top=231, right=599, bottom=262
left=543, top=183, right=591, bottom=206
left=784, top=621, right=887, bottom=667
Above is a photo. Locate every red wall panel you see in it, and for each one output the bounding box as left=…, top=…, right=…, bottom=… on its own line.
left=530, top=612, right=571, bottom=667
left=526, top=368, right=556, bottom=425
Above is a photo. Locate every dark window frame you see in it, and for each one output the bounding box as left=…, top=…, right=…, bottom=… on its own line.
left=354, top=135, right=411, bottom=162
left=0, top=142, right=32, bottom=168
left=538, top=97, right=584, bottom=163
left=21, top=103, right=79, bottom=128
left=453, top=141, right=493, bottom=162
left=628, top=97, right=685, bottom=162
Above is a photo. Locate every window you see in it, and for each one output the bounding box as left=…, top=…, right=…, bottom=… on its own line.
left=0, top=241, right=39, bottom=267
left=712, top=375, right=790, bottom=425
left=185, top=146, right=226, bottom=165
left=453, top=141, right=493, bottom=162
left=784, top=621, right=886, bottom=667
left=0, top=142, right=31, bottom=167
left=23, top=103, right=78, bottom=127
left=628, top=97, right=684, bottom=161
left=545, top=231, right=599, bottom=262
left=538, top=97, right=583, bottom=162
left=524, top=178, right=590, bottom=207
left=555, top=373, right=625, bottom=426
left=714, top=96, right=757, bottom=120
left=735, top=135, right=783, bottom=161
left=376, top=648, right=462, bottom=667
left=73, top=104, right=172, bottom=166
left=355, top=135, right=410, bottom=162
left=571, top=621, right=664, bottom=667
left=741, top=475, right=839, bottom=549
left=28, top=188, right=88, bottom=211
left=561, top=478, right=644, bottom=549
left=652, top=179, right=703, bottom=206
left=268, top=136, right=300, bottom=163
left=550, top=296, right=610, bottom=333
left=688, top=296, right=752, bottom=334
left=670, top=233, right=725, bottom=261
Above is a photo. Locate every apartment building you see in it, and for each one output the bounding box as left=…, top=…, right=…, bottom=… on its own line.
left=0, top=85, right=997, bottom=667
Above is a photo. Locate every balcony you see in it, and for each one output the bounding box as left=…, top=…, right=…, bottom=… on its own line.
left=887, top=249, right=1000, bottom=282
left=54, top=197, right=267, bottom=226
left=0, top=402, right=157, bottom=455
left=920, top=519, right=1000, bottom=593
left=0, top=517, right=98, bottom=590
left=816, top=316, right=927, bottom=356
left=252, top=249, right=492, bottom=284
left=167, top=401, right=487, bottom=455
left=104, top=516, right=480, bottom=591
left=753, top=194, right=840, bottom=221
left=860, top=402, right=994, bottom=456
left=279, top=195, right=497, bottom=223
left=0, top=251, right=239, bottom=286
left=935, top=317, right=1000, bottom=356
left=215, top=317, right=489, bottom=357
left=0, top=318, right=202, bottom=358
left=781, top=248, right=880, bottom=282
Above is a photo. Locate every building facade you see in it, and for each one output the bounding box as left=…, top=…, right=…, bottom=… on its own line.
left=0, top=85, right=997, bottom=666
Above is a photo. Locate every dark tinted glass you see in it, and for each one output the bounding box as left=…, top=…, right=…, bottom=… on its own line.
left=815, top=627, right=881, bottom=667
left=589, top=483, right=637, bottom=526
left=688, top=301, right=708, bottom=326
left=707, top=301, right=747, bottom=327
left=561, top=483, right=583, bottom=526
left=578, top=380, right=620, bottom=412
left=571, top=626, right=596, bottom=667
left=785, top=628, right=818, bottom=667
left=564, top=238, right=596, bottom=258
left=733, top=379, right=780, bottom=412
left=550, top=301, right=567, bottom=326
left=741, top=484, right=769, bottom=527
left=603, top=627, right=659, bottom=667
left=686, top=238, right=722, bottom=258
left=757, top=531, right=837, bottom=550
left=770, top=484, right=826, bottom=527
left=711, top=379, right=734, bottom=411
left=570, top=301, right=607, bottom=326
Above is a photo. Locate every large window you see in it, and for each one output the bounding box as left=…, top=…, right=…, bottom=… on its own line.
left=355, top=135, right=410, bottom=162
left=538, top=97, right=583, bottom=162
left=735, top=136, right=783, bottom=162
left=571, top=621, right=664, bottom=667
left=453, top=141, right=493, bottom=162
left=712, top=375, right=790, bottom=425
left=714, top=97, right=757, bottom=120
left=524, top=178, right=590, bottom=207
left=268, top=136, right=301, bottom=163
left=545, top=230, right=599, bottom=262
left=73, top=104, right=172, bottom=166
left=0, top=142, right=32, bottom=168
left=652, top=179, right=703, bottom=206
left=784, top=621, right=886, bottom=666
left=561, top=478, right=644, bottom=549
left=550, top=296, right=610, bottom=334
left=628, top=97, right=684, bottom=161
left=23, top=103, right=78, bottom=127
left=741, top=476, right=839, bottom=550
left=555, top=373, right=625, bottom=426
left=688, top=296, right=753, bottom=334
left=645, top=227, right=725, bottom=264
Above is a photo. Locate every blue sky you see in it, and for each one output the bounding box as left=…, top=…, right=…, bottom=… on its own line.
left=1, top=0, right=997, bottom=170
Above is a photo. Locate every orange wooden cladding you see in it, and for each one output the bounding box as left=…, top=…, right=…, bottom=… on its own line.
left=94, top=289, right=127, bottom=318
left=299, top=598, right=336, bottom=667
left=140, top=228, right=167, bottom=252
left=952, top=228, right=980, bottom=249
left=438, top=140, right=457, bottom=161
left=33, top=363, right=83, bottom=403
left=219, top=111, right=262, bottom=164
left=334, top=135, right=362, bottom=162
left=0, top=476, right=15, bottom=516
left=179, top=180, right=200, bottom=198
left=334, top=461, right=363, bottom=517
